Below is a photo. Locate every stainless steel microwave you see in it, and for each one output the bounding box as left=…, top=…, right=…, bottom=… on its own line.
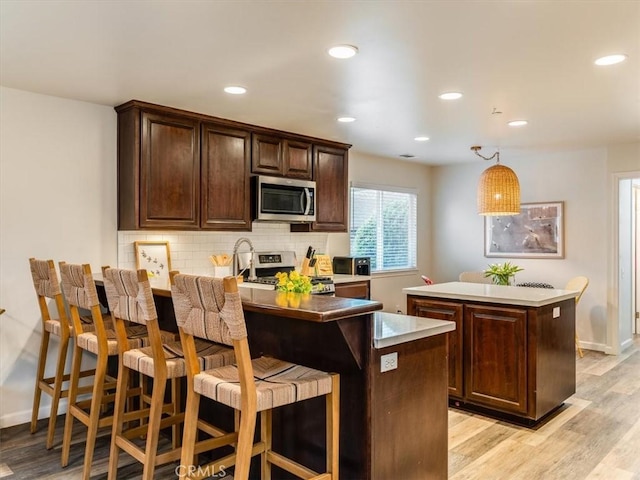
left=254, top=175, right=316, bottom=222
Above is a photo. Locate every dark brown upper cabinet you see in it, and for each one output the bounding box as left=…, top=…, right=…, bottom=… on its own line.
left=117, top=105, right=201, bottom=230
left=292, top=144, right=349, bottom=233
left=251, top=134, right=313, bottom=180
left=200, top=122, right=252, bottom=230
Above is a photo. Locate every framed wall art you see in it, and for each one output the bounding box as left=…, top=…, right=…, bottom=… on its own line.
left=134, top=241, right=172, bottom=283
left=484, top=201, right=564, bottom=258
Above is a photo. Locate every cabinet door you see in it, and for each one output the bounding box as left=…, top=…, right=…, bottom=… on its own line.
left=140, top=112, right=200, bottom=229
left=201, top=123, right=252, bottom=230
left=464, top=304, right=528, bottom=414
left=295, top=145, right=348, bottom=232
left=283, top=139, right=313, bottom=179
left=334, top=281, right=370, bottom=300
left=251, top=134, right=283, bottom=176
left=407, top=297, right=464, bottom=398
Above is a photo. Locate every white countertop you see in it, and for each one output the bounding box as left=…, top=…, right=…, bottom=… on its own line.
left=403, top=281, right=578, bottom=307
left=373, top=311, right=455, bottom=349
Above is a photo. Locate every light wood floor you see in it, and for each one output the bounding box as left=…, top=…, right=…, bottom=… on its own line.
left=1, top=336, right=638, bottom=479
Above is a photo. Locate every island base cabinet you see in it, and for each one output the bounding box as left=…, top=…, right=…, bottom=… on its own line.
left=244, top=311, right=449, bottom=480
left=407, top=295, right=576, bottom=424
left=465, top=304, right=528, bottom=415
left=371, top=335, right=448, bottom=480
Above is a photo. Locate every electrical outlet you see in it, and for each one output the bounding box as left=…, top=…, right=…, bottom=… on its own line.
left=380, top=352, right=398, bottom=373
left=553, top=306, right=560, bottom=318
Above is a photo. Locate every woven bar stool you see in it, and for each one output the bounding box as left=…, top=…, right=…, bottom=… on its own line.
left=566, top=276, right=589, bottom=358
left=28, top=258, right=95, bottom=449
left=171, top=273, right=340, bottom=480
left=58, top=262, right=172, bottom=480
left=102, top=267, right=235, bottom=480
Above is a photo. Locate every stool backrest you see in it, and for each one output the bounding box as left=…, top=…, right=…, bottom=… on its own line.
left=29, top=258, right=70, bottom=335
left=459, top=271, right=492, bottom=284
left=565, top=276, right=589, bottom=304
left=171, top=274, right=254, bottom=399
left=170, top=274, right=246, bottom=345
left=102, top=268, right=157, bottom=325
left=59, top=262, right=107, bottom=337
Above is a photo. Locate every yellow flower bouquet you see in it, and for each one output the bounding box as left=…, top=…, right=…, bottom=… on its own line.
left=275, top=270, right=312, bottom=294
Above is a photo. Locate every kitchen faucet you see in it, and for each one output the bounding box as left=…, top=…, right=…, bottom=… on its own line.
left=232, top=237, right=257, bottom=281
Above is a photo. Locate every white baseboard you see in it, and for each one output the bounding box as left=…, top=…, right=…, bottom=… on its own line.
left=578, top=340, right=608, bottom=354
left=0, top=401, right=68, bottom=430
left=620, top=337, right=634, bottom=352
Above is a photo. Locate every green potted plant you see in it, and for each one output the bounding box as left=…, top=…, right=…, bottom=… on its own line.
left=484, top=261, right=523, bottom=286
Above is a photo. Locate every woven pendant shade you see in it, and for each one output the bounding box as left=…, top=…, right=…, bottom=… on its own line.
left=477, top=163, right=520, bottom=215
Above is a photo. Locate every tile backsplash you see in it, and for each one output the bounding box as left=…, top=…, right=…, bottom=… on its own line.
left=118, top=223, right=329, bottom=276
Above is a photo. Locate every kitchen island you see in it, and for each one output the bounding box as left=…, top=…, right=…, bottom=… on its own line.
left=96, top=277, right=454, bottom=479
left=404, top=281, right=579, bottom=425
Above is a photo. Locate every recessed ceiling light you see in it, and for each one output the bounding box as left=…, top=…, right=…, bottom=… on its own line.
left=328, top=45, right=359, bottom=59
left=594, top=54, right=628, bottom=66
left=508, top=120, right=528, bottom=127
left=337, top=116, right=356, bottom=123
left=438, top=92, right=463, bottom=100
left=224, top=86, right=247, bottom=95
left=414, top=136, right=430, bottom=142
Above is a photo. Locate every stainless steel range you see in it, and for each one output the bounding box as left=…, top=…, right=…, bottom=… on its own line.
left=237, top=250, right=335, bottom=295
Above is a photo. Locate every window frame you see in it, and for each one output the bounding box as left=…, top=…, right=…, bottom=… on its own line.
left=349, top=182, right=418, bottom=274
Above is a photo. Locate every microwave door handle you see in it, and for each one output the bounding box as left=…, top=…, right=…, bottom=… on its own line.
left=303, top=188, right=311, bottom=215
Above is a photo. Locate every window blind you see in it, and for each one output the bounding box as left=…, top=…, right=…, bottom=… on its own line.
left=350, top=183, right=417, bottom=272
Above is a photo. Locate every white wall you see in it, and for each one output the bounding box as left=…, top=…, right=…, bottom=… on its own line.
left=431, top=148, right=610, bottom=351
left=0, top=87, right=117, bottom=427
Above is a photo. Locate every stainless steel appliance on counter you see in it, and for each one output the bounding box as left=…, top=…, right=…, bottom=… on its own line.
left=332, top=256, right=371, bottom=276
left=253, top=176, right=316, bottom=222
left=237, top=250, right=335, bottom=295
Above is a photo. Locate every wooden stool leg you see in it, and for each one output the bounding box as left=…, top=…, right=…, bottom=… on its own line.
left=61, top=344, right=83, bottom=467
left=327, top=373, right=340, bottom=479
left=108, top=359, right=131, bottom=480
left=81, top=354, right=108, bottom=480
left=141, top=374, right=167, bottom=480
left=31, top=330, right=50, bottom=434
left=171, top=377, right=181, bottom=449
left=179, top=390, right=202, bottom=480
left=576, top=334, right=584, bottom=358
left=234, top=406, right=257, bottom=480
left=46, top=333, right=70, bottom=449
left=260, top=410, right=272, bottom=480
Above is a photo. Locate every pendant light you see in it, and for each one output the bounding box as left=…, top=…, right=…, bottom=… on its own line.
left=472, top=146, right=520, bottom=216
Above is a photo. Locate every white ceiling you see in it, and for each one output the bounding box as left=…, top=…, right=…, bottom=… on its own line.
left=1, top=0, right=638, bottom=165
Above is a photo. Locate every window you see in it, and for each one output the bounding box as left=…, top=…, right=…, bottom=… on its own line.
left=350, top=183, right=417, bottom=273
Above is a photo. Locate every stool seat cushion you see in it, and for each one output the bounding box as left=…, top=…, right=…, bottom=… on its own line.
left=45, top=316, right=97, bottom=336
left=77, top=324, right=175, bottom=356
left=194, top=356, right=333, bottom=412
left=123, top=339, right=235, bottom=379
left=44, top=319, right=67, bottom=336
